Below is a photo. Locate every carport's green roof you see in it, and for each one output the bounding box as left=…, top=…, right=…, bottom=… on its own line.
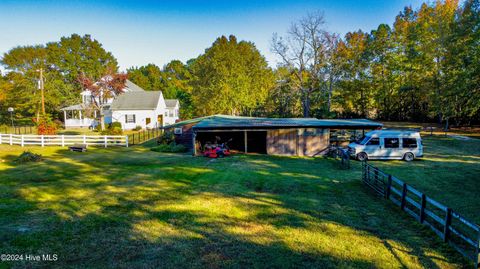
left=165, top=115, right=382, bottom=129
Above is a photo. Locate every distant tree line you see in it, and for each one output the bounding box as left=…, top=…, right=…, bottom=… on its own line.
left=0, top=0, right=478, bottom=127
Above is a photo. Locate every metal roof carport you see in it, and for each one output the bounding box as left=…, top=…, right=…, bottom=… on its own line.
left=164, top=115, right=383, bottom=156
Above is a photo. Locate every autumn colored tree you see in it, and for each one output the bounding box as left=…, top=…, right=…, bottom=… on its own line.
left=78, top=71, right=127, bottom=130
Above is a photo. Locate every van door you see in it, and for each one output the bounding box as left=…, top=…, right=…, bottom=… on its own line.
left=384, top=137, right=402, bottom=158
left=363, top=137, right=381, bottom=157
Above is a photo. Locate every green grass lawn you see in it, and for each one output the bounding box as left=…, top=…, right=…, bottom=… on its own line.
left=0, top=137, right=476, bottom=268
left=370, top=136, right=480, bottom=224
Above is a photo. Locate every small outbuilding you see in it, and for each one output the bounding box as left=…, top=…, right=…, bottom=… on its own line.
left=165, top=115, right=382, bottom=157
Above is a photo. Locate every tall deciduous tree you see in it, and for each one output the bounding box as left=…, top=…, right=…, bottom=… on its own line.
left=0, top=34, right=118, bottom=123
left=272, top=12, right=337, bottom=117
left=47, top=34, right=118, bottom=87
left=190, top=35, right=274, bottom=116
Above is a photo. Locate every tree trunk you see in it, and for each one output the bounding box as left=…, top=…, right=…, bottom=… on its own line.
left=303, top=90, right=311, bottom=118
left=327, top=76, right=333, bottom=113
left=99, top=105, right=105, bottom=130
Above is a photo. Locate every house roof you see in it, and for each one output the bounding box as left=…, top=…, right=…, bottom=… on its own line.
left=125, top=80, right=145, bottom=92
left=165, top=99, right=179, bottom=108
left=60, top=104, right=89, bottom=111
left=111, top=91, right=162, bottom=110
left=165, top=115, right=383, bottom=130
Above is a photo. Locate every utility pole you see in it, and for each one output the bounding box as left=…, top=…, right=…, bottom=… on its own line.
left=39, top=68, right=45, bottom=115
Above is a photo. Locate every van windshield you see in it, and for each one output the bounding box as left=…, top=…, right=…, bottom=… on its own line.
left=357, top=136, right=371, bottom=145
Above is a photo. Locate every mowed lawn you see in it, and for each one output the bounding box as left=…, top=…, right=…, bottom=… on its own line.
left=370, top=136, right=480, bottom=224
left=0, top=138, right=475, bottom=268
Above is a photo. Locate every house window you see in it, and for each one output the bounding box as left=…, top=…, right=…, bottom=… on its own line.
left=403, top=138, right=417, bottom=148
left=125, top=114, right=136, bottom=123
left=164, top=111, right=168, bottom=117
left=384, top=138, right=399, bottom=148
left=169, top=109, right=174, bottom=117
left=367, top=138, right=380, bottom=145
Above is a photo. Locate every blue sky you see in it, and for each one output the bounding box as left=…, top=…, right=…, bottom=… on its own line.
left=0, top=0, right=423, bottom=71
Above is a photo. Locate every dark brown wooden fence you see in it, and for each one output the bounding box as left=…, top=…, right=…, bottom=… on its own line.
left=362, top=161, right=480, bottom=268
left=127, top=129, right=163, bottom=146
left=0, top=126, right=36, bottom=134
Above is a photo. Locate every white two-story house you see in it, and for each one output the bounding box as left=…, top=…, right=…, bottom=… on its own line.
left=61, top=79, right=180, bottom=130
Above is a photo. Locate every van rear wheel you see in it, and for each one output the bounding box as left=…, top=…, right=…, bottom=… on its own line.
left=404, top=152, right=414, bottom=162
left=356, top=152, right=368, bottom=161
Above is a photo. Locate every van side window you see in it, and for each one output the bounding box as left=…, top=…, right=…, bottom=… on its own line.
left=403, top=138, right=417, bottom=148
left=367, top=138, right=380, bottom=145
left=384, top=138, right=399, bottom=148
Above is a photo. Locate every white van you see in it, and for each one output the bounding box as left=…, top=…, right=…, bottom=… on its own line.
left=348, top=130, right=423, bottom=161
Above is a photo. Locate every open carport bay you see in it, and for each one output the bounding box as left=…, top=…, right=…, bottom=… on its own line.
left=195, top=130, right=267, bottom=154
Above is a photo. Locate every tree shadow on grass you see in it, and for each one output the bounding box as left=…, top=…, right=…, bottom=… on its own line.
left=0, top=148, right=469, bottom=268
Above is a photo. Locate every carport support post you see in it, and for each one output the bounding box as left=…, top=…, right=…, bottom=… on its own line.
left=192, top=131, right=197, bottom=156
left=244, top=130, right=248, bottom=153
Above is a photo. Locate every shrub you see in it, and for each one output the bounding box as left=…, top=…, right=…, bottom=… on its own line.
left=157, top=131, right=175, bottom=145
left=100, top=122, right=124, bottom=135
left=16, top=151, right=43, bottom=163
left=36, top=117, right=57, bottom=135
left=151, top=142, right=187, bottom=153
left=110, top=122, right=122, bottom=129
left=133, top=125, right=142, bottom=131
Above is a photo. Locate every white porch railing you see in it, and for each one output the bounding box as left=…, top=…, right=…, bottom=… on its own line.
left=64, top=118, right=96, bottom=128
left=0, top=134, right=128, bottom=148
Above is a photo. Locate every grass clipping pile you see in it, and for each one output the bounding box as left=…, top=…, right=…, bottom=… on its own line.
left=15, top=151, right=43, bottom=163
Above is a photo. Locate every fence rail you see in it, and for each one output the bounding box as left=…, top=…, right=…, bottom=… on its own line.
left=0, top=134, right=128, bottom=147
left=362, top=162, right=480, bottom=268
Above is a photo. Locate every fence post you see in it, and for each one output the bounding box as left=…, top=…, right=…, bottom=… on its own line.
left=475, top=231, right=479, bottom=269
left=10, top=134, right=13, bottom=145
left=125, top=135, right=129, bottom=147
left=21, top=135, right=24, bottom=147
left=366, top=163, right=370, bottom=182
left=420, top=194, right=426, bottom=223
left=443, top=208, right=452, bottom=242
left=83, top=135, right=86, bottom=144
left=61, top=135, right=65, bottom=147
left=400, top=183, right=408, bottom=210
left=0, top=133, right=2, bottom=144
left=385, top=175, right=392, bottom=199
left=104, top=136, right=107, bottom=148
left=41, top=135, right=44, bottom=147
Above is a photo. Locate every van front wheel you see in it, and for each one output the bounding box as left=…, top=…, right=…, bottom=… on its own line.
left=404, top=152, right=414, bottom=162
left=356, top=152, right=368, bottom=161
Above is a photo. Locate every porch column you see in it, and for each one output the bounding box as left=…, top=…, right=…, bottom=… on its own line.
left=63, top=111, right=67, bottom=123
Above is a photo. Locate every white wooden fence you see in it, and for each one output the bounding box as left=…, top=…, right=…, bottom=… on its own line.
left=0, top=134, right=128, bottom=148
